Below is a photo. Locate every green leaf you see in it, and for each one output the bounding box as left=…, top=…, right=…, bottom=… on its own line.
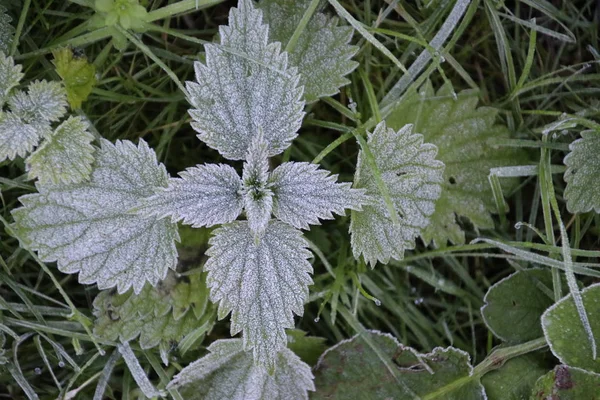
left=52, top=48, right=97, bottom=109
left=0, top=7, right=14, bottom=54
left=563, top=130, right=600, bottom=214
left=11, top=139, right=179, bottom=294
left=26, top=116, right=95, bottom=184
left=350, top=121, right=444, bottom=266
left=530, top=365, right=600, bottom=399
left=542, top=282, right=600, bottom=374
left=286, top=329, right=327, bottom=366
left=313, top=330, right=486, bottom=400
left=481, top=354, right=548, bottom=400
left=386, top=81, right=526, bottom=246
left=0, top=52, right=22, bottom=106
left=481, top=268, right=560, bottom=343
left=258, top=0, right=358, bottom=103
left=0, top=111, right=50, bottom=161
left=205, top=220, right=313, bottom=370
left=9, top=80, right=67, bottom=123
left=168, top=339, right=315, bottom=400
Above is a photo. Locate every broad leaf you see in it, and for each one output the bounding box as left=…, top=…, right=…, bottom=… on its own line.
left=563, top=130, right=600, bottom=214
left=139, top=163, right=243, bottom=228
left=186, top=0, right=304, bottom=160
left=12, top=139, right=179, bottom=294
left=531, top=365, right=600, bottom=399
left=542, top=282, right=600, bottom=374
left=259, top=0, right=358, bottom=102
left=168, top=339, right=315, bottom=400
left=242, top=133, right=273, bottom=237
left=0, top=7, right=13, bottom=54
left=205, top=220, right=313, bottom=370
left=26, top=116, right=95, bottom=184
left=350, top=121, right=444, bottom=266
left=52, top=48, right=97, bottom=109
left=0, top=51, right=22, bottom=106
left=386, top=82, right=526, bottom=246
left=313, top=330, right=486, bottom=400
left=270, top=161, right=369, bottom=230
left=481, top=354, right=548, bottom=400
left=0, top=112, right=49, bottom=161
left=481, top=268, right=560, bottom=343
left=9, top=80, right=67, bottom=123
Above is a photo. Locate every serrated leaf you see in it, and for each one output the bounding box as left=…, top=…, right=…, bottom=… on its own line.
left=270, top=161, right=369, bottom=230
left=541, top=282, right=600, bottom=374
left=0, top=8, right=13, bottom=54
left=9, top=80, right=67, bottom=123
left=481, top=268, right=563, bottom=343
left=0, top=51, right=22, bottom=106
left=350, top=121, right=444, bottom=266
left=205, top=220, right=313, bottom=370
left=258, top=0, right=358, bottom=102
left=11, top=139, right=179, bottom=294
left=313, top=330, right=486, bottom=400
left=386, top=82, right=526, bottom=246
left=186, top=0, right=304, bottom=160
left=168, top=339, right=315, bottom=400
left=138, top=163, right=243, bottom=228
left=0, top=111, right=50, bottom=161
left=563, top=130, right=600, bottom=214
left=52, top=48, right=97, bottom=109
left=26, top=116, right=95, bottom=184
left=481, top=354, right=548, bottom=400
left=530, top=365, right=600, bottom=400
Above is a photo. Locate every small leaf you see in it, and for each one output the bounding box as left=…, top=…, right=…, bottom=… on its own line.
left=563, top=130, right=600, bottom=214
left=0, top=51, right=22, bottom=106
left=52, top=48, right=97, bottom=109
left=0, top=111, right=50, bottom=161
left=12, top=139, right=179, bottom=294
left=530, top=365, right=600, bottom=399
left=270, top=161, right=369, bottom=230
left=205, top=220, right=313, bottom=370
left=168, top=339, right=315, bottom=400
left=350, top=121, right=444, bottom=266
left=187, top=0, right=304, bottom=160
left=481, top=268, right=561, bottom=343
left=481, top=354, right=548, bottom=400
left=242, top=132, right=273, bottom=237
left=313, top=330, right=486, bottom=399
left=26, top=116, right=95, bottom=184
left=259, top=0, right=358, bottom=102
left=386, top=82, right=526, bottom=246
left=0, top=7, right=13, bottom=55
left=542, top=282, right=600, bottom=374
left=138, top=164, right=243, bottom=228
left=9, top=80, right=67, bottom=123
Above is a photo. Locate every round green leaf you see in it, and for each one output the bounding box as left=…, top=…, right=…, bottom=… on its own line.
left=481, top=354, right=548, bottom=400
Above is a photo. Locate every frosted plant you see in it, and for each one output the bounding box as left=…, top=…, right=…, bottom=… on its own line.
left=0, top=6, right=13, bottom=54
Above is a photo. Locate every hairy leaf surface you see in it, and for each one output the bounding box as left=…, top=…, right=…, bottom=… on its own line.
left=168, top=339, right=314, bottom=400
left=205, top=221, right=313, bottom=370
left=0, top=112, right=49, bottom=161
left=0, top=52, right=22, bottom=106
left=350, top=121, right=444, bottom=266
left=12, top=140, right=179, bottom=294
left=259, top=0, right=358, bottom=102
left=242, top=133, right=273, bottom=237
left=187, top=0, right=304, bottom=159
left=0, top=8, right=13, bottom=54
left=563, top=130, right=600, bottom=214
left=9, top=80, right=67, bottom=123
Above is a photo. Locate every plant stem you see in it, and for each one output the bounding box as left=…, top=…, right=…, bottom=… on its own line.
left=147, top=0, right=224, bottom=22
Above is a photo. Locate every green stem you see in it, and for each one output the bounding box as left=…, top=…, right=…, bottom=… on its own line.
left=147, top=0, right=224, bottom=22
left=285, top=0, right=320, bottom=54
left=10, top=0, right=32, bottom=56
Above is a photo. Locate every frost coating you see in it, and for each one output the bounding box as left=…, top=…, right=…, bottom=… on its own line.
left=187, top=0, right=304, bottom=160
left=563, top=130, right=600, bottom=214
left=11, top=139, right=179, bottom=294
left=0, top=8, right=13, bottom=55
left=0, top=52, right=22, bottom=106
left=10, top=81, right=67, bottom=123
left=168, top=339, right=315, bottom=400
left=259, top=0, right=358, bottom=103
left=350, top=121, right=444, bottom=266
left=205, top=221, right=313, bottom=370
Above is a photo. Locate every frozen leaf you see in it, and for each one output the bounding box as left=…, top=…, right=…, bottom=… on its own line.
left=9, top=80, right=67, bottom=123
left=242, top=133, right=273, bottom=237
left=187, top=0, right=304, bottom=160
left=530, top=365, right=600, bottom=400
left=313, top=330, right=486, bottom=400
left=205, top=221, right=313, bottom=370
left=0, top=7, right=13, bottom=54
left=138, top=164, right=243, bottom=228
left=0, top=51, right=22, bottom=106
left=52, top=48, right=97, bottom=109
left=563, top=130, right=600, bottom=214
left=11, top=139, right=179, bottom=294
left=168, top=339, right=315, bottom=400
left=26, top=116, right=95, bottom=184
left=350, top=121, right=444, bottom=266
left=270, top=161, right=369, bottom=230
left=258, top=0, right=358, bottom=102
left=386, top=81, right=526, bottom=246
left=0, top=111, right=50, bottom=161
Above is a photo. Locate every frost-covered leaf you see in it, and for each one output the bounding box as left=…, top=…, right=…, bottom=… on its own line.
left=138, top=164, right=243, bottom=228
left=350, top=121, right=444, bottom=266
left=26, top=116, right=95, bottom=184
left=94, top=270, right=213, bottom=351
left=313, top=330, right=486, bottom=400
left=168, top=339, right=315, bottom=400
left=563, top=130, right=600, bottom=214
left=0, top=112, right=50, bottom=161
left=11, top=139, right=179, bottom=294
left=0, top=51, right=22, bottom=106
left=270, top=162, right=369, bottom=230
left=205, top=221, right=313, bottom=370
left=386, top=81, right=526, bottom=246
left=9, top=80, right=67, bottom=123
left=242, top=133, right=273, bottom=237
left=187, top=0, right=304, bottom=160
left=258, top=0, right=358, bottom=102
left=0, top=7, right=13, bottom=54
left=530, top=365, right=600, bottom=400
left=52, top=48, right=97, bottom=109
left=541, top=282, right=600, bottom=374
